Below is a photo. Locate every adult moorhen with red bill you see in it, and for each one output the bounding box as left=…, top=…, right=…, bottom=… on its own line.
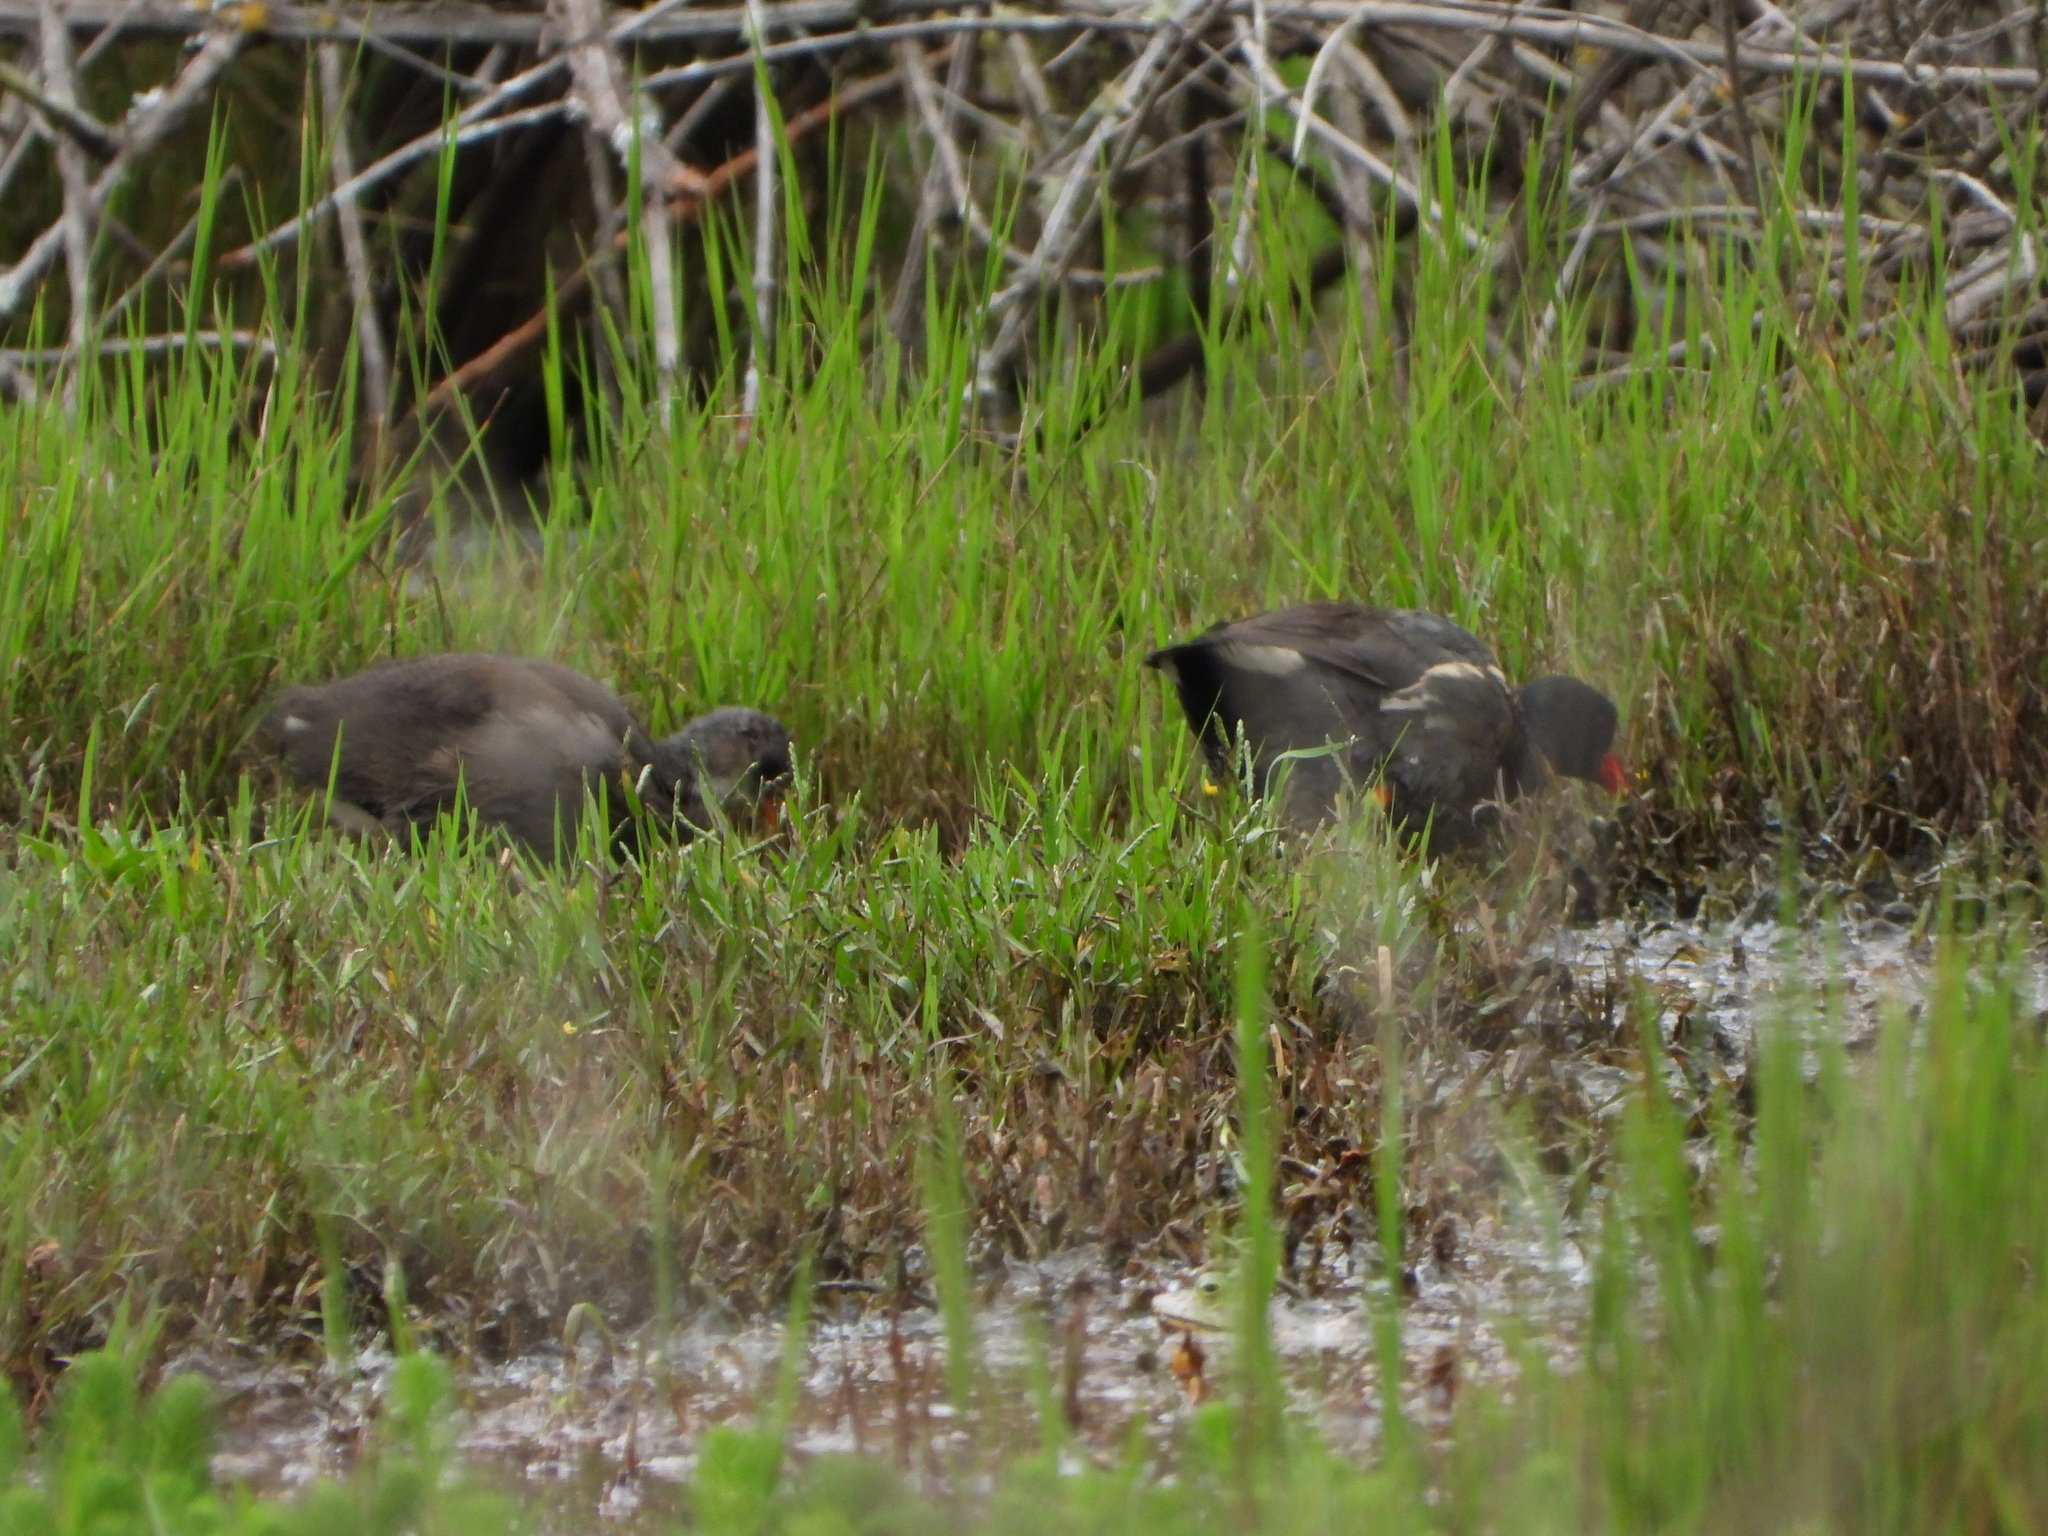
left=1146, top=602, right=1624, bottom=841
left=262, top=654, right=792, bottom=862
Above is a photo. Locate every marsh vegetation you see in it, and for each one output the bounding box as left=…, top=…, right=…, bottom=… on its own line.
left=6, top=0, right=2048, bottom=1523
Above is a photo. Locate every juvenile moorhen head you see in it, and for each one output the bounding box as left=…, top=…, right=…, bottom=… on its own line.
left=1146, top=602, right=1622, bottom=841
left=650, top=706, right=795, bottom=835
left=261, top=653, right=791, bottom=862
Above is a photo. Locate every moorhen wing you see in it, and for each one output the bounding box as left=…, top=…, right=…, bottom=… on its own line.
left=262, top=654, right=792, bottom=861
left=1146, top=602, right=1624, bottom=840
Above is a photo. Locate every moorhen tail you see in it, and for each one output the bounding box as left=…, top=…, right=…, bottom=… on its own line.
left=1145, top=602, right=1622, bottom=840
left=261, top=654, right=792, bottom=861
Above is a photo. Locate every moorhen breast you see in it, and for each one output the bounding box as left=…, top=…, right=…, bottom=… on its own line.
left=1146, top=602, right=1623, bottom=841
left=261, top=654, right=792, bottom=861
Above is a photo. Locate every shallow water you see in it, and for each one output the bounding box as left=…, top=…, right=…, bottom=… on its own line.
left=191, top=1221, right=1585, bottom=1526
left=180, top=912, right=2043, bottom=1523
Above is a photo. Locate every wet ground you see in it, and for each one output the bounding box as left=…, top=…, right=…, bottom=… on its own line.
left=177, top=911, right=2044, bottom=1525
left=190, top=1220, right=1585, bottom=1529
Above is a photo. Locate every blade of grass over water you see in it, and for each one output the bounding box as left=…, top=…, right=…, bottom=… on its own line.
left=922, top=1079, right=977, bottom=1428
left=1230, top=905, right=1280, bottom=1472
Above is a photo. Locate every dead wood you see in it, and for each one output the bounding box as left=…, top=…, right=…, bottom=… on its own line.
left=5, top=0, right=2048, bottom=463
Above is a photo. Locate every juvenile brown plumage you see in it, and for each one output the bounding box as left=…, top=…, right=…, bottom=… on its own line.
left=261, top=654, right=791, bottom=861
left=1146, top=602, right=1622, bottom=841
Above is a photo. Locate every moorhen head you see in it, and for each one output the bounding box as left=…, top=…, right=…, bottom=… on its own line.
left=1145, top=602, right=1622, bottom=841
left=651, top=705, right=796, bottom=834
left=1512, top=675, right=1627, bottom=795
left=261, top=653, right=792, bottom=862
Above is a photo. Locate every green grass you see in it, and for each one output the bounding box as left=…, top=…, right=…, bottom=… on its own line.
left=5, top=144, right=2047, bottom=848
left=4, top=107, right=2048, bottom=1533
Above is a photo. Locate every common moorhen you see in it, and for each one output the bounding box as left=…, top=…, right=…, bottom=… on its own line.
left=262, top=654, right=792, bottom=861
left=1146, top=602, right=1624, bottom=840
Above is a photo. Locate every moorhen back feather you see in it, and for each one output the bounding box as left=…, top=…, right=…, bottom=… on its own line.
left=261, top=654, right=791, bottom=862
left=1146, top=602, right=1622, bottom=841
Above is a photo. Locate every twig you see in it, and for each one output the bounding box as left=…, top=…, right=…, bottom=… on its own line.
left=38, top=0, right=96, bottom=359
left=2, top=0, right=2041, bottom=93
left=1590, top=204, right=1918, bottom=238
left=226, top=0, right=935, bottom=274
left=1293, top=8, right=1362, bottom=161
left=889, top=38, right=965, bottom=349
left=640, top=10, right=1137, bottom=93
left=578, top=121, right=632, bottom=376
left=740, top=0, right=776, bottom=425
left=99, top=166, right=243, bottom=326
left=353, top=29, right=495, bottom=95
left=928, top=69, right=1030, bottom=148
left=218, top=97, right=570, bottom=272
left=1254, top=0, right=2036, bottom=90
left=74, top=0, right=153, bottom=66
left=1004, top=31, right=1062, bottom=145
left=1, top=0, right=1134, bottom=47
left=662, top=74, right=734, bottom=154
left=1945, top=236, right=2038, bottom=329
left=1716, top=0, right=1768, bottom=204
left=0, top=93, right=35, bottom=211
left=319, top=43, right=391, bottom=430
left=0, top=328, right=272, bottom=363
left=0, top=55, right=114, bottom=153
left=1337, top=40, right=1416, bottom=176
left=890, top=31, right=1019, bottom=346
left=552, top=0, right=690, bottom=397
left=1226, top=12, right=1267, bottom=295
left=1436, top=1, right=1513, bottom=123
left=1118, top=106, right=1244, bottom=176
left=1528, top=188, right=1606, bottom=366
left=1223, top=31, right=1439, bottom=240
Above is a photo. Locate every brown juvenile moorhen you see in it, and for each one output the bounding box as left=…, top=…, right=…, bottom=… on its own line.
left=1146, top=602, right=1624, bottom=840
left=262, top=654, right=792, bottom=861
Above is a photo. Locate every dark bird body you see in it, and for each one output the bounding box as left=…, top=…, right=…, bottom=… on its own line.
left=262, top=654, right=791, bottom=861
left=1146, top=603, right=1622, bottom=840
